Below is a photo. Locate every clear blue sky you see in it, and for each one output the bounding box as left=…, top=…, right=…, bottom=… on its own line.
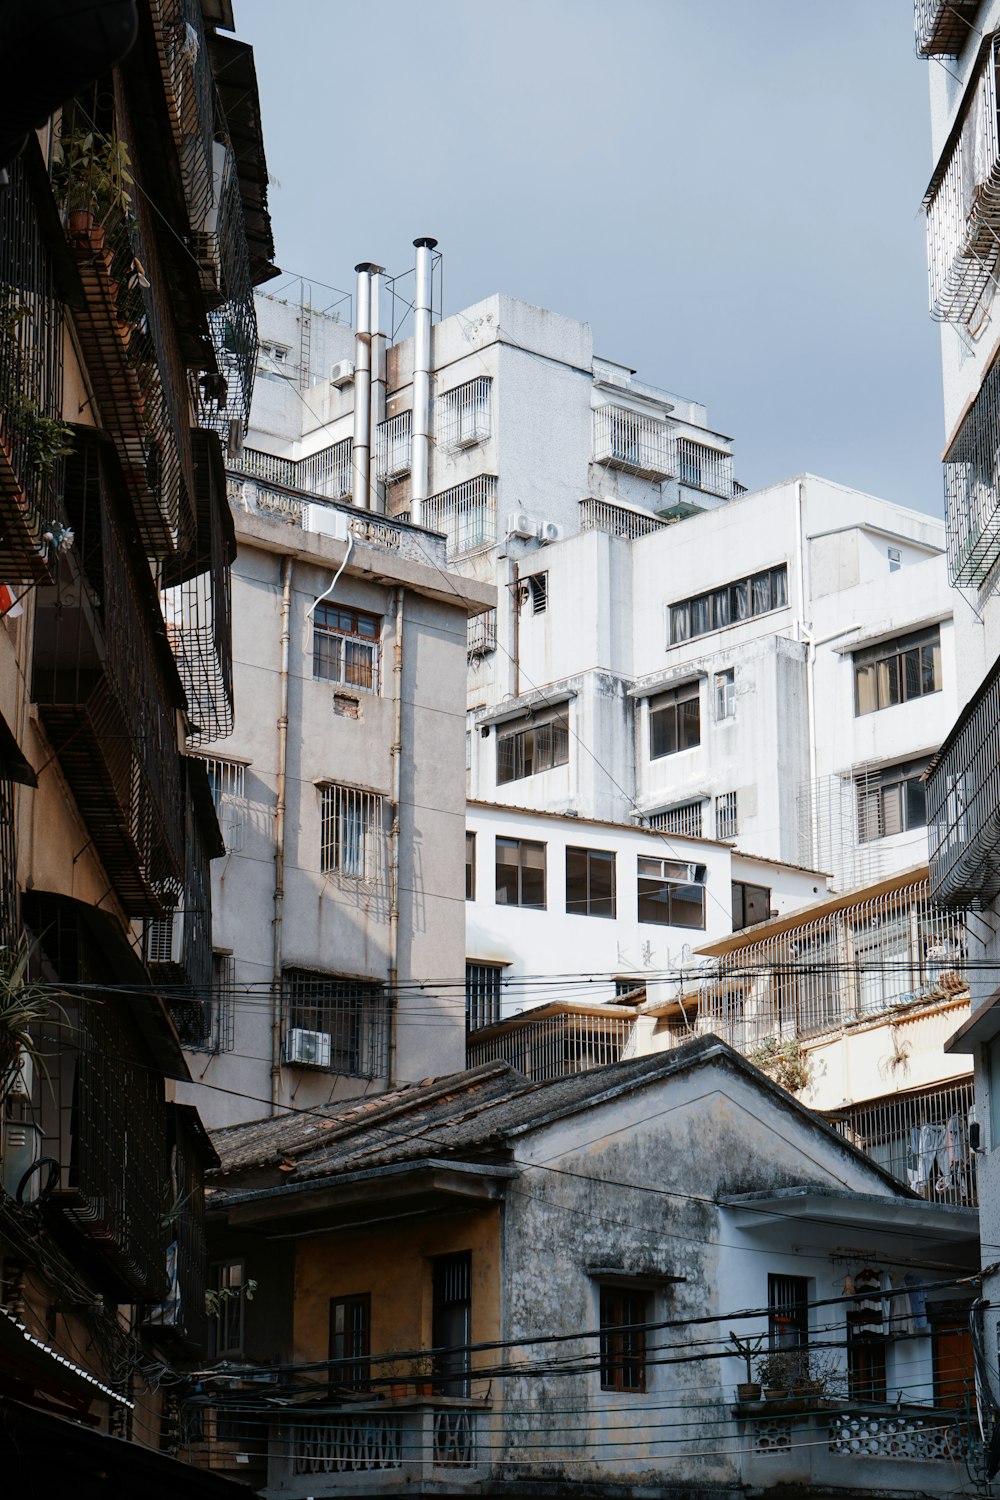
left=235, top=0, right=944, bottom=515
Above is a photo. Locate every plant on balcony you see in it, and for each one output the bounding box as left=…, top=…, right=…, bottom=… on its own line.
left=755, top=1348, right=804, bottom=1398
left=5, top=395, right=74, bottom=475
left=52, top=128, right=134, bottom=238
left=0, top=935, right=67, bottom=1099
left=747, top=1036, right=810, bottom=1095
left=729, top=1330, right=765, bottom=1401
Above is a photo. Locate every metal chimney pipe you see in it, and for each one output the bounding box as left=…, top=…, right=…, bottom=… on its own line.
left=369, top=264, right=387, bottom=515
left=410, top=237, right=437, bottom=528
left=352, top=263, right=374, bottom=510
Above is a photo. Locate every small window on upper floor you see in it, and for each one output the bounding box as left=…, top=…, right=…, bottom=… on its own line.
left=527, top=573, right=548, bottom=614
left=637, top=857, right=706, bottom=929
left=888, top=546, right=902, bottom=573
left=497, top=708, right=569, bottom=783
left=856, top=761, right=928, bottom=843
left=669, top=564, right=788, bottom=645
left=715, top=668, right=736, bottom=721
left=649, top=684, right=700, bottom=759
left=599, top=1285, right=649, bottom=1393
left=466, top=830, right=476, bottom=900
left=732, top=880, right=771, bottom=931
left=853, top=627, right=941, bottom=716
left=438, top=377, right=492, bottom=450
left=496, top=836, right=546, bottom=908
left=566, top=846, right=616, bottom=919
left=313, top=603, right=381, bottom=692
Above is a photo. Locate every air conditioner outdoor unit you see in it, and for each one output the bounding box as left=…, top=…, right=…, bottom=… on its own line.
left=303, top=504, right=351, bottom=542
left=2, top=1121, right=42, bottom=1199
left=286, top=1028, right=332, bottom=1068
left=507, top=512, right=539, bottom=541
left=330, top=360, right=355, bottom=388
left=538, top=520, right=563, bottom=544
left=146, top=909, right=184, bottom=967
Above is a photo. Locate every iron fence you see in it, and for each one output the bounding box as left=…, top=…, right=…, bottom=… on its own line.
left=436, top=377, right=492, bottom=450
left=467, top=608, right=497, bottom=658
left=149, top=0, right=215, bottom=231
left=282, top=969, right=391, bottom=1079
left=647, top=802, right=704, bottom=838
left=927, top=655, right=1000, bottom=908
left=0, top=777, right=16, bottom=954
left=914, top=0, right=980, bottom=57
left=579, top=497, right=672, bottom=540
left=375, top=412, right=412, bottom=481
left=467, top=1010, right=636, bottom=1080
left=423, top=474, right=498, bottom=558
left=826, top=1077, right=977, bottom=1207
left=677, top=438, right=739, bottom=498
left=942, top=354, right=1000, bottom=587
left=593, top=404, right=675, bottom=478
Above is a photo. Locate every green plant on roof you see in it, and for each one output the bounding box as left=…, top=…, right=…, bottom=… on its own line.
left=746, top=1036, right=810, bottom=1095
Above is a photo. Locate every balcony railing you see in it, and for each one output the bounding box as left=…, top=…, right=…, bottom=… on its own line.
left=149, top=0, right=215, bottom=231
left=375, top=411, right=413, bottom=481
left=739, top=1404, right=974, bottom=1490
left=423, top=474, right=498, bottom=558
left=696, top=880, right=967, bottom=1052
left=927, top=656, right=1000, bottom=908
left=267, top=1404, right=486, bottom=1491
left=826, top=1077, right=977, bottom=1207
left=914, top=0, right=979, bottom=57
left=593, top=404, right=675, bottom=479
left=437, top=377, right=492, bottom=450
left=677, top=438, right=740, bottom=499
left=924, top=38, right=1000, bottom=324
left=0, top=147, right=64, bottom=582
left=943, top=356, right=1000, bottom=586
left=467, top=1009, right=638, bottom=1080
left=33, top=433, right=184, bottom=916
left=229, top=472, right=448, bottom=568
left=467, top=607, right=497, bottom=658
left=579, top=497, right=673, bottom=540
left=238, top=440, right=354, bottom=500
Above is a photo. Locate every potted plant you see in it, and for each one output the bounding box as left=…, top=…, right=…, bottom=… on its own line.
left=0, top=936, right=67, bottom=1100
left=52, top=128, right=134, bottom=243
left=729, top=1330, right=764, bottom=1402
left=756, top=1349, right=800, bottom=1400
left=411, top=1356, right=435, bottom=1397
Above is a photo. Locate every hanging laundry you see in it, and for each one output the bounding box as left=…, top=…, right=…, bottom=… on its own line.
left=889, top=1274, right=913, bottom=1337
left=904, top=1272, right=930, bottom=1333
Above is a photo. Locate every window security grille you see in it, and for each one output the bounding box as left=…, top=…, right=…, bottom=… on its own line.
left=856, top=762, right=928, bottom=844
left=467, top=608, right=497, bottom=658
left=320, top=785, right=383, bottom=881
left=497, top=709, right=569, bottom=783
left=282, top=969, right=390, bottom=1078
left=466, top=961, right=503, bottom=1031
left=437, top=378, right=492, bottom=450
left=423, top=475, right=498, bottom=559
left=676, top=438, right=737, bottom=498
left=646, top=802, right=703, bottom=838
left=313, top=604, right=380, bottom=692
left=593, top=405, right=674, bottom=479
left=200, top=756, right=248, bottom=852
left=527, top=573, right=548, bottom=614
left=375, top=411, right=412, bottom=480
left=716, top=792, right=739, bottom=840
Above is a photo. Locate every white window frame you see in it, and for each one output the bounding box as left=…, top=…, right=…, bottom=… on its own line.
left=320, top=784, right=384, bottom=881
left=312, top=603, right=381, bottom=693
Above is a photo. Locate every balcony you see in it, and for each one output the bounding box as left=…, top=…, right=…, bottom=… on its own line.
left=238, top=440, right=353, bottom=500
left=914, top=0, right=979, bottom=57
left=924, top=38, right=1000, bottom=325
left=149, top=0, right=215, bottom=231
left=593, top=404, right=675, bottom=479
left=436, top=377, right=492, bottom=450
left=161, top=430, right=235, bottom=745
left=677, top=437, right=741, bottom=499
left=927, top=657, right=1000, bottom=908
left=423, top=474, right=498, bottom=559
left=467, top=1004, right=644, bottom=1080
left=267, top=1402, right=489, bottom=1495
left=942, top=356, right=1000, bottom=586
left=0, top=146, right=64, bottom=583
left=32, top=432, right=184, bottom=916
left=696, top=879, right=967, bottom=1050
left=580, top=496, right=674, bottom=540
left=145, top=757, right=221, bottom=1022
left=827, top=1077, right=977, bottom=1207
left=375, top=412, right=412, bottom=482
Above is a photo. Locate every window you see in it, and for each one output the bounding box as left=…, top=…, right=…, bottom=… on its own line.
left=566, top=846, right=616, bottom=918
left=282, top=969, right=390, bottom=1078
left=200, top=756, right=248, bottom=852
left=432, top=1252, right=472, bottom=1397
left=313, top=603, right=380, bottom=692
left=637, top=858, right=706, bottom=928
left=209, top=1261, right=246, bottom=1358
left=496, top=837, right=546, bottom=908
left=854, top=627, right=941, bottom=716
left=649, top=684, right=700, bottom=759
left=497, top=708, right=569, bottom=783
left=321, top=784, right=383, bottom=880
left=439, top=377, right=492, bottom=449
left=856, top=761, right=928, bottom=842
left=599, top=1286, right=648, bottom=1393
left=669, top=564, right=788, bottom=644
left=647, top=802, right=703, bottom=838
left=466, top=831, right=476, bottom=900
left=527, top=572, right=548, bottom=614
left=468, top=607, right=497, bottom=658
left=715, top=668, right=736, bottom=720
left=466, top=961, right=503, bottom=1031
left=888, top=546, right=901, bottom=573
left=330, top=1293, right=371, bottom=1391
left=732, top=881, right=771, bottom=931
left=716, top=792, right=738, bottom=840
left=768, top=1274, right=809, bottom=1351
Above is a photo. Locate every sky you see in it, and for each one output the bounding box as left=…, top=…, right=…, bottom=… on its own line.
left=235, top=0, right=945, bottom=516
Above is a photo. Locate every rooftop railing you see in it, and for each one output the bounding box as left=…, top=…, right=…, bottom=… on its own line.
left=238, top=440, right=354, bottom=500
left=924, top=37, right=1000, bottom=325
left=927, top=657, right=1000, bottom=908
left=593, top=404, right=675, bottom=479
left=579, top=496, right=673, bottom=540
left=467, top=1010, right=637, bottom=1080
left=914, top=0, right=980, bottom=57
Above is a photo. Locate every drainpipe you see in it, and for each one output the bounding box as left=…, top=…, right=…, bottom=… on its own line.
left=271, top=554, right=292, bottom=1111
left=370, top=265, right=387, bottom=515
left=510, top=559, right=521, bottom=699
left=388, top=586, right=404, bottom=1085
left=352, top=263, right=373, bottom=510
left=410, top=236, right=437, bottom=528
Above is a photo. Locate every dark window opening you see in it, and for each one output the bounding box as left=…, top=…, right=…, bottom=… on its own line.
left=330, top=1292, right=371, bottom=1392
left=432, top=1252, right=471, bottom=1397
left=566, top=846, right=616, bottom=918
left=600, top=1286, right=648, bottom=1393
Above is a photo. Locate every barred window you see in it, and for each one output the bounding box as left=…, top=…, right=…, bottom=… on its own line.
left=209, top=1261, right=246, bottom=1358
left=466, top=960, right=504, bottom=1030
left=646, top=802, right=703, bottom=838
left=321, top=784, right=383, bottom=880
left=200, top=755, right=247, bottom=852
left=716, top=791, right=739, bottom=840
left=497, top=708, right=569, bottom=783
left=438, top=377, right=492, bottom=449
left=600, top=1286, right=649, bottom=1393
left=313, top=603, right=380, bottom=692
left=282, top=968, right=390, bottom=1078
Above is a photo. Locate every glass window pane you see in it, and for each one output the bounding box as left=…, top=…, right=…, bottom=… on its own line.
left=497, top=733, right=516, bottom=784
left=671, top=885, right=706, bottom=928
left=679, top=696, right=701, bottom=750
left=877, top=656, right=901, bottom=708
left=751, top=572, right=771, bottom=614
left=906, top=777, right=927, bottom=830
left=923, top=642, right=942, bottom=694
left=691, top=595, right=712, bottom=636
left=713, top=587, right=730, bottom=628
left=881, top=784, right=903, bottom=837
left=902, top=648, right=922, bottom=702
left=855, top=663, right=876, bottom=715
left=670, top=604, right=689, bottom=643
left=771, top=566, right=787, bottom=609
left=552, top=718, right=569, bottom=766
left=566, top=848, right=588, bottom=914
left=731, top=579, right=749, bottom=620
left=521, top=851, right=546, bottom=908
left=649, top=703, right=677, bottom=759
left=589, top=851, right=616, bottom=918
left=344, top=640, right=373, bottom=689
left=637, top=877, right=671, bottom=925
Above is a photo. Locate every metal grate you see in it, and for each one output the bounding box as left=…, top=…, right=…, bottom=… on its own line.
left=466, top=961, right=503, bottom=1031
left=467, top=1010, right=636, bottom=1080
left=423, top=475, right=498, bottom=558
left=375, top=412, right=412, bottom=481
left=677, top=438, right=739, bottom=498
left=827, top=1078, right=977, bottom=1207
left=467, top=608, right=497, bottom=658
left=914, top=0, right=980, bottom=59
left=436, top=378, right=491, bottom=450
left=282, top=968, right=390, bottom=1078
left=647, top=802, right=703, bottom=838
left=593, top=404, right=674, bottom=478
left=0, top=778, right=17, bottom=953
left=200, top=756, right=247, bottom=852
left=149, top=0, right=215, bottom=231
left=579, top=497, right=672, bottom=540
left=943, top=355, right=1000, bottom=587
left=320, top=785, right=384, bottom=881
left=927, top=654, right=1000, bottom=908
left=716, top=791, right=739, bottom=840
left=238, top=440, right=353, bottom=500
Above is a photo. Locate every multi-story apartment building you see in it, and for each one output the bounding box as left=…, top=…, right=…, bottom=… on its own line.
left=916, top=0, right=1000, bottom=1417
left=0, top=2, right=273, bottom=1487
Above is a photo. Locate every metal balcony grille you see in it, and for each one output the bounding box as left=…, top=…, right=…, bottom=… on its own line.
left=238, top=440, right=353, bottom=500
left=466, top=961, right=504, bottom=1031
left=282, top=969, right=390, bottom=1079
left=677, top=438, right=739, bottom=499
left=467, top=608, right=497, bottom=658
left=320, top=784, right=384, bottom=882
left=716, top=792, right=739, bottom=840
left=0, top=777, right=16, bottom=953
left=593, top=405, right=675, bottom=479
left=927, top=654, right=1000, bottom=908
left=827, top=1077, right=977, bottom=1206
left=579, top=497, right=672, bottom=540
left=149, top=0, right=215, bottom=231
left=437, top=378, right=492, bottom=450
left=200, top=756, right=247, bottom=852
left=943, top=355, right=1000, bottom=586
left=924, top=38, right=1000, bottom=324
left=646, top=801, right=703, bottom=838
left=699, top=880, right=967, bottom=1052
left=914, top=0, right=979, bottom=57
left=0, top=147, right=64, bottom=581
left=375, top=412, right=412, bottom=481
left=466, top=1010, right=636, bottom=1081
left=423, top=475, right=498, bottom=558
